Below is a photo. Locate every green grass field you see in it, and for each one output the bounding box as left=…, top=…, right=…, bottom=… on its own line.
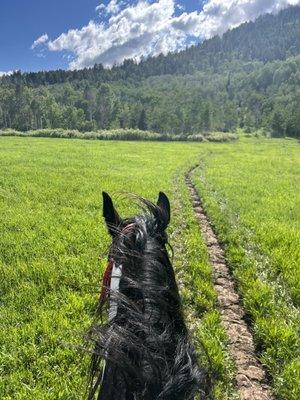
left=192, top=139, right=300, bottom=399
left=0, top=137, right=299, bottom=399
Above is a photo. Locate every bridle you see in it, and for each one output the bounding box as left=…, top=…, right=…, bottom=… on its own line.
left=99, top=223, right=136, bottom=320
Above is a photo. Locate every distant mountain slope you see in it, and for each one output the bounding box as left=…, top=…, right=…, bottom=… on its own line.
left=0, top=6, right=299, bottom=138
left=2, top=5, right=300, bottom=86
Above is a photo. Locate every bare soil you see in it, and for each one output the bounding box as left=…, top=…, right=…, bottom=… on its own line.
left=185, top=169, right=274, bottom=400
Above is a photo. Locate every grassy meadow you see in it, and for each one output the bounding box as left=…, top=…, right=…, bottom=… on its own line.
left=0, top=136, right=299, bottom=399
left=0, top=137, right=233, bottom=399
left=193, top=139, right=300, bottom=399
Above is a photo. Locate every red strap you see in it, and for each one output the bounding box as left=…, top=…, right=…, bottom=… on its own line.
left=99, top=260, right=114, bottom=308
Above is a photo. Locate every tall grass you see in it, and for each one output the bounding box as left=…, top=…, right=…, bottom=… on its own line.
left=0, top=137, right=232, bottom=399
left=1, top=136, right=298, bottom=399
left=192, top=138, right=300, bottom=400
left=0, top=128, right=238, bottom=142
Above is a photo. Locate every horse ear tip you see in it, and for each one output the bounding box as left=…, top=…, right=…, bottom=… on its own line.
left=158, top=192, right=169, bottom=204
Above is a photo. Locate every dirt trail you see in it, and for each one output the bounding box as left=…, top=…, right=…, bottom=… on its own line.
left=185, top=168, right=274, bottom=400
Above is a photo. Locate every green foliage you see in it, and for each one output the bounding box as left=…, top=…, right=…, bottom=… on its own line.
left=0, top=7, right=299, bottom=137
left=204, top=132, right=239, bottom=142
left=137, top=109, right=148, bottom=131
left=271, top=110, right=286, bottom=137
left=0, top=128, right=162, bottom=141
left=0, top=128, right=238, bottom=142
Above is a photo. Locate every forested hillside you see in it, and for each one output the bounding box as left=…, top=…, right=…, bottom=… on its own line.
left=1, top=6, right=299, bottom=137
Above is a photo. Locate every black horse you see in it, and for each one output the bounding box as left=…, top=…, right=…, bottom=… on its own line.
left=88, top=192, right=210, bottom=399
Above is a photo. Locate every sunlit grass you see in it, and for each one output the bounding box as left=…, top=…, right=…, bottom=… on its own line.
left=0, top=137, right=231, bottom=399
left=1, top=136, right=299, bottom=399
left=193, top=138, right=300, bottom=400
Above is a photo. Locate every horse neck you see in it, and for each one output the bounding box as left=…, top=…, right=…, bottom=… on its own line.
left=120, top=239, right=185, bottom=334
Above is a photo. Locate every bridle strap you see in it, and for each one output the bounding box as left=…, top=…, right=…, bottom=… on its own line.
left=108, top=262, right=123, bottom=321
left=99, top=224, right=135, bottom=318
left=97, top=224, right=134, bottom=391
left=99, top=259, right=114, bottom=309
left=99, top=259, right=123, bottom=321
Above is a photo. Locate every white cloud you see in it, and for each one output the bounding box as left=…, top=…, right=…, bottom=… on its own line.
left=0, top=71, right=13, bottom=77
left=107, top=0, right=122, bottom=14
left=95, top=4, right=106, bottom=12
left=176, top=3, right=185, bottom=12
left=34, top=0, right=300, bottom=69
left=48, top=0, right=182, bottom=69
left=31, top=33, right=49, bottom=49
left=96, top=1, right=123, bottom=15
left=199, top=0, right=300, bottom=38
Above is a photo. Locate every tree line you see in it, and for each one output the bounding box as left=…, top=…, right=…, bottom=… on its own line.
left=0, top=6, right=299, bottom=138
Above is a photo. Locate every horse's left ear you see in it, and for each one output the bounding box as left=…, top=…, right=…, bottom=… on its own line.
left=102, top=192, right=122, bottom=236
left=157, top=192, right=170, bottom=230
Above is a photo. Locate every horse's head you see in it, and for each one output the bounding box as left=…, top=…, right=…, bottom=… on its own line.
left=89, top=192, right=206, bottom=400
left=102, top=191, right=171, bottom=264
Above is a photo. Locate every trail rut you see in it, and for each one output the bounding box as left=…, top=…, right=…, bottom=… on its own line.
left=185, top=167, right=274, bottom=400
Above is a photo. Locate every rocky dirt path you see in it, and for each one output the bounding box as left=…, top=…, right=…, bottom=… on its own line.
left=185, top=168, right=274, bottom=400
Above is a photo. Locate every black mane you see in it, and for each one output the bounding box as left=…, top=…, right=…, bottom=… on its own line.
left=87, top=194, right=210, bottom=399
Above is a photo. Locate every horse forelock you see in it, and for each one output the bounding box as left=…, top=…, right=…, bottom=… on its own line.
left=109, top=203, right=168, bottom=267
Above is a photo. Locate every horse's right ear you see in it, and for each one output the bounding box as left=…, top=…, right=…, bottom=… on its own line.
left=102, top=192, right=121, bottom=236
left=157, top=192, right=170, bottom=230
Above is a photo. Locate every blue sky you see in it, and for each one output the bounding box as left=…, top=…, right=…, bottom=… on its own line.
left=0, top=0, right=104, bottom=72
left=0, top=0, right=298, bottom=73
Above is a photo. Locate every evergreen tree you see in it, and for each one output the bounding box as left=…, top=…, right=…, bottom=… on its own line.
left=138, top=109, right=147, bottom=131
left=0, top=6, right=300, bottom=136
left=202, top=105, right=211, bottom=132
left=271, top=110, right=286, bottom=137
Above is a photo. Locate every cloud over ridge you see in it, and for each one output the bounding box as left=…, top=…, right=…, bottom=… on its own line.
left=32, top=0, right=300, bottom=69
